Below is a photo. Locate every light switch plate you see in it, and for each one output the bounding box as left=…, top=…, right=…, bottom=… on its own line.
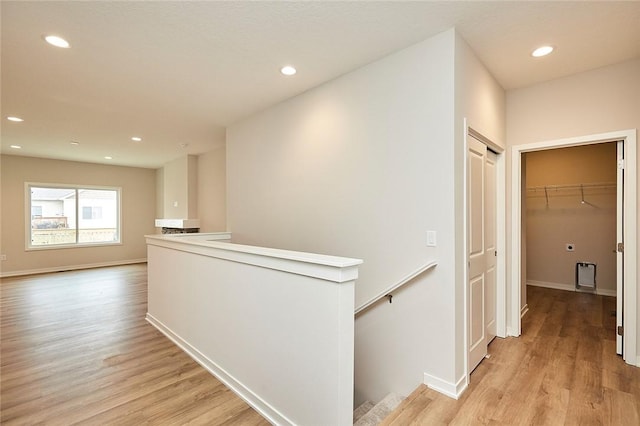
left=427, top=231, right=437, bottom=247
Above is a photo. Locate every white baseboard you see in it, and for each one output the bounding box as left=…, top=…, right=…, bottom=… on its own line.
left=0, top=258, right=147, bottom=278
left=146, top=313, right=293, bottom=426
left=527, top=280, right=616, bottom=297
left=597, top=288, right=617, bottom=297
left=520, top=304, right=529, bottom=319
left=423, top=372, right=467, bottom=400
left=527, top=280, right=575, bottom=292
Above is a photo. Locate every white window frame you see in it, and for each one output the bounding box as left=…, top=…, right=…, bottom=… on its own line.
left=25, top=182, right=122, bottom=250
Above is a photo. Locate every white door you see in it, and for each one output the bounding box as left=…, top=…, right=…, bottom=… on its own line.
left=468, top=136, right=487, bottom=372
left=616, top=141, right=624, bottom=355
left=485, top=150, right=497, bottom=343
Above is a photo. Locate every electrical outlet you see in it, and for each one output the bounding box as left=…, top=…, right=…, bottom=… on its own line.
left=0, top=254, right=6, bottom=261
left=566, top=243, right=575, bottom=252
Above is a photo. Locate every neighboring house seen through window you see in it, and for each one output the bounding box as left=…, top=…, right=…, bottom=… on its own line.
left=27, top=184, right=121, bottom=248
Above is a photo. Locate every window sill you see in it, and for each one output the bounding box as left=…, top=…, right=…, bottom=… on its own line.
left=26, top=241, right=123, bottom=251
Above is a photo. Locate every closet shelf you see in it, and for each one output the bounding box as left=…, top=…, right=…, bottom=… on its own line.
left=526, top=182, right=616, bottom=193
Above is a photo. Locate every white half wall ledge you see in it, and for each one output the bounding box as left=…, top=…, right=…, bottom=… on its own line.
left=145, top=233, right=363, bottom=283
left=146, top=233, right=361, bottom=425
left=423, top=372, right=468, bottom=400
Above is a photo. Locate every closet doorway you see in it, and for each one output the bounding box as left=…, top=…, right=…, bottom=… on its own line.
left=510, top=129, right=637, bottom=366
left=523, top=143, right=619, bottom=351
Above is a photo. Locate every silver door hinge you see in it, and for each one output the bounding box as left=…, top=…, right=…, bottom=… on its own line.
left=618, top=159, right=625, bottom=170
left=617, top=326, right=624, bottom=336
left=617, top=242, right=624, bottom=253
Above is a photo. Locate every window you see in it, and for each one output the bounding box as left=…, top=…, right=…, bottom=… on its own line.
left=27, top=184, right=121, bottom=248
left=82, top=206, right=103, bottom=220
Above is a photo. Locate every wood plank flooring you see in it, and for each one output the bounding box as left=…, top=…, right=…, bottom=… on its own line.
left=0, top=264, right=270, bottom=425
left=382, top=286, right=640, bottom=425
left=4, top=267, right=639, bottom=425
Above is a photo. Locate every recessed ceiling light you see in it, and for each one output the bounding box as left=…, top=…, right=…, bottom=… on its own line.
left=531, top=46, right=554, bottom=58
left=104, top=156, right=113, bottom=160
left=10, top=145, right=22, bottom=149
left=7, top=116, right=24, bottom=122
left=131, top=136, right=142, bottom=142
left=70, top=141, right=80, bottom=146
left=280, top=65, right=297, bottom=76
left=44, top=35, right=70, bottom=48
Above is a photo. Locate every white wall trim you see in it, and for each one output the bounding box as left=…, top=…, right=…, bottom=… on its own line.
left=598, top=289, right=618, bottom=298
left=511, top=129, right=637, bottom=366
left=468, top=127, right=507, bottom=339
left=423, top=372, right=468, bottom=400
left=146, top=313, right=292, bottom=426
left=464, top=123, right=507, bottom=387
left=0, top=258, right=147, bottom=278
left=520, top=303, right=529, bottom=319
left=462, top=119, right=470, bottom=398
left=527, top=280, right=617, bottom=297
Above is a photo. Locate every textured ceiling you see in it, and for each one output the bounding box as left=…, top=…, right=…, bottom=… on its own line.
left=2, top=1, right=639, bottom=168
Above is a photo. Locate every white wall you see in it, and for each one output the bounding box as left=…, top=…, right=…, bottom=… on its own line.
left=227, top=29, right=458, bottom=403
left=32, top=200, right=63, bottom=217
left=223, top=28, right=507, bottom=403
left=506, top=58, right=640, bottom=360
left=453, top=32, right=506, bottom=385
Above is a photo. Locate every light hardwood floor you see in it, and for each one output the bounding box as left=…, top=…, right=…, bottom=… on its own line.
left=4, top=267, right=639, bottom=425
left=382, top=286, right=640, bottom=425
left=0, top=264, right=270, bottom=425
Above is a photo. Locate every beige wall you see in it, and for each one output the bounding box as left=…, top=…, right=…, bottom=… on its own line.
left=506, top=57, right=640, bottom=359
left=158, top=147, right=226, bottom=232
left=187, top=155, right=198, bottom=219
left=0, top=155, right=156, bottom=275
left=155, top=166, right=164, bottom=220
left=160, top=154, right=198, bottom=219
left=197, top=146, right=226, bottom=232
left=525, top=144, right=617, bottom=293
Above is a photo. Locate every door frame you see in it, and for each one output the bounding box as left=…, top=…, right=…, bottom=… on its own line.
left=509, top=129, right=637, bottom=366
left=464, top=122, right=506, bottom=384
